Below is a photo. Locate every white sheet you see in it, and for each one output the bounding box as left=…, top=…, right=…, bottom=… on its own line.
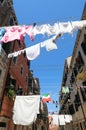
left=13, top=95, right=40, bottom=125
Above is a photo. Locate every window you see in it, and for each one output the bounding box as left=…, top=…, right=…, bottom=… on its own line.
left=81, top=34, right=86, bottom=55
left=0, top=69, right=2, bottom=77
left=74, top=92, right=81, bottom=111
left=69, top=104, right=75, bottom=114
left=17, top=40, right=21, bottom=47
left=81, top=41, right=86, bottom=55
left=83, top=81, right=86, bottom=95
left=27, top=61, right=30, bottom=69
left=25, top=75, right=28, bottom=84
left=83, top=81, right=86, bottom=86
left=80, top=123, right=83, bottom=130
left=2, top=42, right=12, bottom=55
left=41, top=126, right=44, bottom=130
left=71, top=72, right=75, bottom=83
left=20, top=66, right=24, bottom=76
left=34, top=78, right=39, bottom=88
left=17, top=87, right=23, bottom=95
left=83, top=121, right=86, bottom=129
left=80, top=87, right=86, bottom=101
left=28, top=77, right=32, bottom=86
left=32, top=123, right=35, bottom=130
left=22, top=126, right=24, bottom=130
left=13, top=57, right=17, bottom=65
left=0, top=122, right=6, bottom=127
left=23, top=51, right=26, bottom=57
left=76, top=52, right=84, bottom=71
left=0, top=0, right=4, bottom=3
left=14, top=125, right=17, bottom=130
left=73, top=67, right=78, bottom=77
left=9, top=18, right=14, bottom=25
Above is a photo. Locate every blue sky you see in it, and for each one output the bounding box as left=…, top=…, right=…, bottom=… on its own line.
left=13, top=0, right=86, bottom=113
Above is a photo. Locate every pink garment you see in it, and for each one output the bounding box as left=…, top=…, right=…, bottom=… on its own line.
left=24, top=26, right=34, bottom=41
left=1, top=25, right=34, bottom=43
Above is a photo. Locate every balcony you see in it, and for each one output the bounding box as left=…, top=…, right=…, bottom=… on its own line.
left=59, top=93, right=70, bottom=113
left=28, top=77, right=40, bottom=95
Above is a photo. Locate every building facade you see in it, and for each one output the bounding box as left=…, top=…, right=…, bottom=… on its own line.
left=0, top=0, right=49, bottom=130
left=0, top=0, right=32, bottom=129
left=59, top=3, right=86, bottom=130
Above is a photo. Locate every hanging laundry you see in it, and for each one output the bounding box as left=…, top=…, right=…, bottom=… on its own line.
left=13, top=95, right=40, bottom=125
left=24, top=25, right=34, bottom=41
left=8, top=48, right=25, bottom=58
left=41, top=38, right=57, bottom=51
left=33, top=20, right=86, bottom=39
left=40, top=100, right=44, bottom=111
left=0, top=28, right=6, bottom=40
left=8, top=35, right=58, bottom=59
left=52, top=114, right=59, bottom=125
left=41, top=94, right=52, bottom=103
left=72, top=20, right=86, bottom=30
left=58, top=21, right=73, bottom=34
left=50, top=114, right=72, bottom=126
left=26, top=43, right=40, bottom=60
left=8, top=43, right=40, bottom=60
left=0, top=20, right=86, bottom=43
left=58, top=115, right=65, bottom=125
left=62, top=86, right=70, bottom=94
left=40, top=35, right=59, bottom=51
left=0, top=25, right=33, bottom=43
left=33, top=24, right=55, bottom=36
left=0, top=20, right=85, bottom=45
left=64, top=115, right=72, bottom=123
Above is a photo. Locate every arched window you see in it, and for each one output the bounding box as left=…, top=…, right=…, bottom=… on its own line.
left=20, top=66, right=24, bottom=76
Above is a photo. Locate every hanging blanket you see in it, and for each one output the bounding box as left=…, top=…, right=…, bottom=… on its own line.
left=13, top=95, right=40, bottom=125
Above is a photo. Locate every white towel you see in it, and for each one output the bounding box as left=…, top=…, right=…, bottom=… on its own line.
left=41, top=36, right=58, bottom=51
left=13, top=95, right=40, bottom=125
left=26, top=43, right=40, bottom=60
left=52, top=114, right=59, bottom=125
left=58, top=115, right=65, bottom=125
left=64, top=115, right=72, bottom=123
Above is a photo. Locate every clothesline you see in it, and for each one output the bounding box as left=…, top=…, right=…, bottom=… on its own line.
left=0, top=20, right=86, bottom=61
left=8, top=35, right=59, bottom=60
left=0, top=20, right=86, bottom=44
left=13, top=95, right=72, bottom=126
left=48, top=114, right=72, bottom=125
